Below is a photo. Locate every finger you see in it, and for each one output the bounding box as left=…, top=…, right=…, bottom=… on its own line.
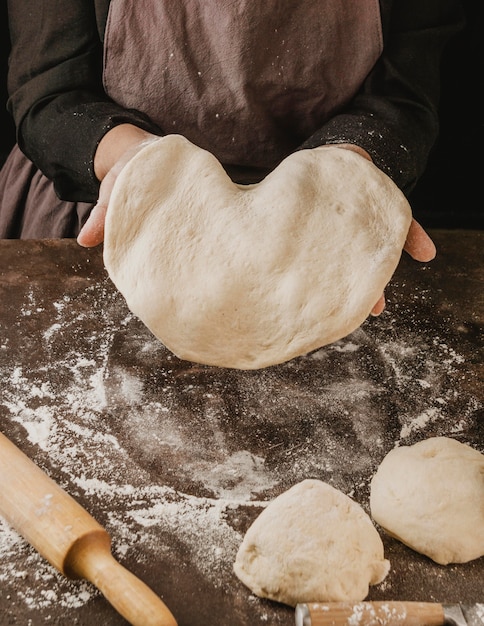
left=370, top=293, right=385, bottom=317
left=77, top=164, right=118, bottom=247
left=77, top=202, right=107, bottom=248
left=404, top=219, right=436, bottom=262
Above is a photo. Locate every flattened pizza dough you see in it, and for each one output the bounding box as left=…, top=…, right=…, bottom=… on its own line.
left=370, top=437, right=484, bottom=565
left=233, top=479, right=390, bottom=606
left=104, top=135, right=411, bottom=369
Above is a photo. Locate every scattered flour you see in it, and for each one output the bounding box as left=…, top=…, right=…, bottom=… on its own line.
left=0, top=275, right=481, bottom=617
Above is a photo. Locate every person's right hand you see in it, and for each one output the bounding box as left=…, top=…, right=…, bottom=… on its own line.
left=77, top=125, right=161, bottom=247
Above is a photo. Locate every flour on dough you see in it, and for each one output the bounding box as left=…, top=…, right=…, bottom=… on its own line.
left=233, top=479, right=390, bottom=606
left=370, top=437, right=484, bottom=565
left=104, top=134, right=412, bottom=369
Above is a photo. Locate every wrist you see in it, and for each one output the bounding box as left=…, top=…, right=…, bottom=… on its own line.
left=330, top=143, right=372, bottom=162
left=94, top=124, right=158, bottom=181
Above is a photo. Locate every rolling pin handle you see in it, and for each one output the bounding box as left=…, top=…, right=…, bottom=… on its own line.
left=67, top=531, right=177, bottom=626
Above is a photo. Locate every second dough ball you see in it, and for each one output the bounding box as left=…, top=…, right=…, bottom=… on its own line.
left=370, top=437, right=484, bottom=565
left=233, top=479, right=390, bottom=606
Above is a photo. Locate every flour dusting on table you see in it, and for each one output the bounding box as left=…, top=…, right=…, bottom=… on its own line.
left=0, top=271, right=482, bottom=617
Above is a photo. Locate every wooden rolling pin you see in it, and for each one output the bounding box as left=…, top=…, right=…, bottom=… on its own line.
left=0, top=431, right=177, bottom=626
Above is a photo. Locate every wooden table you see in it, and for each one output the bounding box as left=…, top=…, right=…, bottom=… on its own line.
left=0, top=232, right=483, bottom=626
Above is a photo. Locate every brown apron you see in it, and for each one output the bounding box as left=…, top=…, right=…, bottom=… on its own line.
left=104, top=0, right=383, bottom=170
left=0, top=0, right=382, bottom=239
left=0, top=145, right=93, bottom=239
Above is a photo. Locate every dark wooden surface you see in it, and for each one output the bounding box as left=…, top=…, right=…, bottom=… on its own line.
left=0, top=233, right=483, bottom=626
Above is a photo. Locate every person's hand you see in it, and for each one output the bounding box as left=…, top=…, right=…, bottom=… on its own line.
left=370, top=219, right=436, bottom=315
left=77, top=125, right=161, bottom=247
left=330, top=143, right=436, bottom=316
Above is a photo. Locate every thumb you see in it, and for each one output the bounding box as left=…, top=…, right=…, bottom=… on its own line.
left=77, top=166, right=118, bottom=247
left=77, top=202, right=107, bottom=248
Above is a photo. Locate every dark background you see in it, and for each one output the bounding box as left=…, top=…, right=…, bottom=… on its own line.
left=1, top=1, right=482, bottom=229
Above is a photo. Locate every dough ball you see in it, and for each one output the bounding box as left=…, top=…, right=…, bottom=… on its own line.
left=233, top=479, right=390, bottom=606
left=370, top=437, right=484, bottom=565
left=104, top=135, right=411, bottom=369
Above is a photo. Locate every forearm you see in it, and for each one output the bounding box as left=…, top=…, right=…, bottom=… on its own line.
left=300, top=107, right=426, bottom=196
left=300, top=0, right=464, bottom=195
left=17, top=97, right=160, bottom=202
left=7, top=0, right=162, bottom=202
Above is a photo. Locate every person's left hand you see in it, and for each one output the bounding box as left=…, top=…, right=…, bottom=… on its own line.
left=330, top=143, right=436, bottom=316
left=370, top=219, right=436, bottom=315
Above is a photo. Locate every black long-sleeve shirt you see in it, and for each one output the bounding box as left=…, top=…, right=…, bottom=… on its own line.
left=6, top=0, right=464, bottom=203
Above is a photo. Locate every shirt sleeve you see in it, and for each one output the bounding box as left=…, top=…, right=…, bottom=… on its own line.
left=299, top=0, right=465, bottom=195
left=7, top=0, right=162, bottom=203
left=7, top=0, right=464, bottom=203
